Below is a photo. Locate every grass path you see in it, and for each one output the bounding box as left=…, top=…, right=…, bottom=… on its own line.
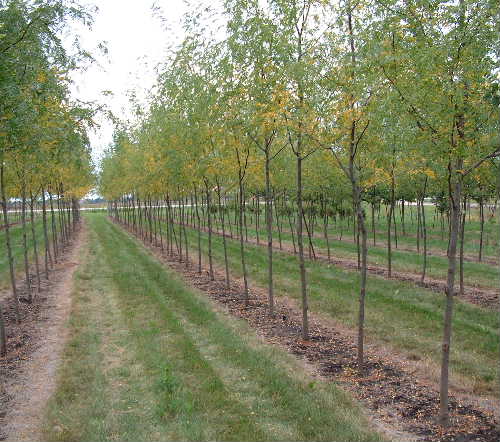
left=43, top=213, right=382, bottom=442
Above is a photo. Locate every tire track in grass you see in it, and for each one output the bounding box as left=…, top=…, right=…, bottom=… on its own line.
left=43, top=222, right=164, bottom=441
left=94, top=216, right=271, bottom=441
left=90, top=214, right=383, bottom=442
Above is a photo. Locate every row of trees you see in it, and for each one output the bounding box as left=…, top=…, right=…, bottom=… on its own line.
left=0, top=1, right=96, bottom=355
left=100, top=0, right=500, bottom=426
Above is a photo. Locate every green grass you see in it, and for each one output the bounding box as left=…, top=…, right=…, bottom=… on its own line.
left=183, top=202, right=500, bottom=260
left=0, top=218, right=49, bottom=289
left=197, top=208, right=500, bottom=290
left=43, top=212, right=382, bottom=442
left=155, top=215, right=499, bottom=395
left=323, top=203, right=499, bottom=260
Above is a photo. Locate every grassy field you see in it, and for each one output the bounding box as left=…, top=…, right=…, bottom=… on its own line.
left=43, top=213, right=382, bottom=442
left=158, top=218, right=499, bottom=395
left=200, top=209, right=500, bottom=290
left=0, top=219, right=49, bottom=290
left=318, top=203, right=499, bottom=259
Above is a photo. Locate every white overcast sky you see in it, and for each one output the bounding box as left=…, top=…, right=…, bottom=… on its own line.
left=67, top=0, right=189, bottom=166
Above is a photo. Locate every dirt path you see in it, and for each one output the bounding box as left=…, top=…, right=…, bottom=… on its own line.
left=0, top=223, right=86, bottom=442
left=117, top=219, right=499, bottom=442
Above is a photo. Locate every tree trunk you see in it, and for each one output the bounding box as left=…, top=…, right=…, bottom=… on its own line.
left=420, top=178, right=429, bottom=283
left=439, top=160, right=463, bottom=426
left=353, top=181, right=368, bottom=373
left=296, top=156, right=309, bottom=340
left=194, top=186, right=202, bottom=274
left=478, top=198, right=484, bottom=262
left=265, top=155, right=274, bottom=316
left=182, top=195, right=189, bottom=267
left=21, top=183, right=32, bottom=302
left=371, top=200, right=376, bottom=246
left=387, top=195, right=394, bottom=278
left=322, top=195, right=331, bottom=262
left=401, top=199, right=406, bottom=236
left=29, top=191, right=41, bottom=294
left=205, top=181, right=214, bottom=280
left=41, top=188, right=51, bottom=279
left=49, top=192, right=58, bottom=263
left=459, top=196, right=466, bottom=296
left=216, top=180, right=230, bottom=288
left=238, top=180, right=249, bottom=305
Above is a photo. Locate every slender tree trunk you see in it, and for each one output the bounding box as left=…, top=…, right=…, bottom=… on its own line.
left=274, top=190, right=283, bottom=250
left=296, top=156, right=308, bottom=340
left=265, top=155, right=274, bottom=315
left=420, top=178, right=429, bottom=283
left=479, top=198, right=484, bottom=261
left=302, top=210, right=316, bottom=260
left=387, top=197, right=394, bottom=278
left=371, top=200, right=376, bottom=246
left=49, top=193, right=58, bottom=263
left=288, top=211, right=297, bottom=254
left=322, top=196, right=331, bottom=262
left=30, top=191, right=41, bottom=294
left=239, top=179, right=249, bottom=305
left=21, top=183, right=31, bottom=302
left=417, top=199, right=421, bottom=253
left=439, top=160, right=463, bottom=426
left=205, top=181, right=214, bottom=280
left=401, top=199, right=406, bottom=235
left=41, top=188, right=51, bottom=279
left=459, top=196, right=466, bottom=296
left=216, top=180, right=230, bottom=288
left=353, top=181, right=368, bottom=372
left=194, top=186, right=202, bottom=274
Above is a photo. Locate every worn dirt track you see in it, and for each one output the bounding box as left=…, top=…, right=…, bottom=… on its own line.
left=0, top=223, right=84, bottom=442
left=117, top=218, right=499, bottom=442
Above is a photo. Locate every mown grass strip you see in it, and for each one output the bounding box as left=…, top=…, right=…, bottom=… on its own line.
left=43, top=213, right=381, bottom=442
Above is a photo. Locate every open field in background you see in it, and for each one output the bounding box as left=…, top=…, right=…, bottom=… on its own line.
left=149, top=216, right=500, bottom=395
left=42, top=213, right=382, bottom=442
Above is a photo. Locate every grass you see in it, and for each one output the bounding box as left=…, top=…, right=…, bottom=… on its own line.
left=157, top=216, right=499, bottom=394
left=43, top=212, right=382, bottom=442
left=199, top=208, right=500, bottom=290
left=0, top=218, right=49, bottom=290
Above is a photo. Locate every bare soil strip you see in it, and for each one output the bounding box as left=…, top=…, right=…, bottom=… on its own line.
left=0, top=224, right=85, bottom=441
left=119, top=220, right=499, bottom=442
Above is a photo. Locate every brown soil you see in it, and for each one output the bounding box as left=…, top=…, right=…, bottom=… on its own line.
left=0, top=223, right=85, bottom=441
left=118, top=219, right=499, bottom=442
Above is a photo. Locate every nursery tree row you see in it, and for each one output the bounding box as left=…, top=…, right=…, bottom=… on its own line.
left=0, top=1, right=97, bottom=356
left=99, top=0, right=500, bottom=426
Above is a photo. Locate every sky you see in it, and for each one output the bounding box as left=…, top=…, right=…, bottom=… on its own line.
left=66, top=0, right=188, bottom=166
